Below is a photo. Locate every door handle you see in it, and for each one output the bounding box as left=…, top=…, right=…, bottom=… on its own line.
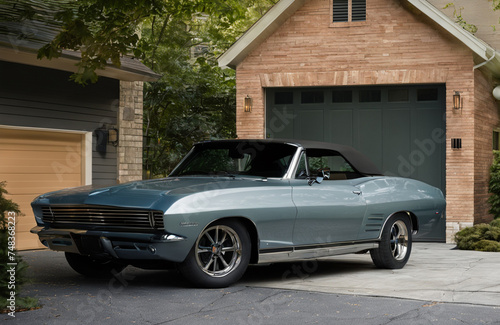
left=352, top=190, right=362, bottom=195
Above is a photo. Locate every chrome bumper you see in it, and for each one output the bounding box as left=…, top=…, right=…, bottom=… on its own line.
left=30, top=226, right=187, bottom=260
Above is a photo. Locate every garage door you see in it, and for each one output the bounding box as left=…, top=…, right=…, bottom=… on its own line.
left=0, top=128, right=85, bottom=250
left=266, top=85, right=446, bottom=241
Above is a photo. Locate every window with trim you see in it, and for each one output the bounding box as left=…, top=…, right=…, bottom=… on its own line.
left=332, top=0, right=366, bottom=23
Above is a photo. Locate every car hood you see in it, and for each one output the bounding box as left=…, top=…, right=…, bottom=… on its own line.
left=32, top=176, right=273, bottom=210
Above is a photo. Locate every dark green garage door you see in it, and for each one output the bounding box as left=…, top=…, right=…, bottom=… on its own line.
left=266, top=85, right=446, bottom=241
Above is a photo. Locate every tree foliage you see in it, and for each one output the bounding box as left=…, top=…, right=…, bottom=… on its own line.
left=139, top=0, right=277, bottom=177
left=2, top=0, right=278, bottom=176
left=488, top=151, right=500, bottom=219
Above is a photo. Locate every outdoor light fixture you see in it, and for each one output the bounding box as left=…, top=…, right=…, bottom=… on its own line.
left=453, top=91, right=462, bottom=110
left=244, top=95, right=252, bottom=112
left=108, top=128, right=119, bottom=147
left=94, top=125, right=119, bottom=153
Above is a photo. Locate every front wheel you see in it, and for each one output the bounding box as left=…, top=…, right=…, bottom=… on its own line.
left=178, top=220, right=251, bottom=288
left=370, top=214, right=412, bottom=269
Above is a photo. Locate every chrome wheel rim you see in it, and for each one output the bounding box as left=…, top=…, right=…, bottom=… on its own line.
left=390, top=220, right=409, bottom=260
left=195, top=225, right=242, bottom=277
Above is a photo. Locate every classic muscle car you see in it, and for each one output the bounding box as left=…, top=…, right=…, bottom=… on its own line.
left=31, top=139, right=445, bottom=288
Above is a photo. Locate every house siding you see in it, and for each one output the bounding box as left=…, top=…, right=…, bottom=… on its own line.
left=235, top=0, right=498, bottom=242
left=0, top=60, right=119, bottom=185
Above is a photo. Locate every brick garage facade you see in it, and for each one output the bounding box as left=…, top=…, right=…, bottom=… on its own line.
left=225, top=0, right=500, bottom=242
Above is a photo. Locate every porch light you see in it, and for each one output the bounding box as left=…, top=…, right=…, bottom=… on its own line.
left=108, top=128, right=119, bottom=147
left=453, top=91, right=462, bottom=110
left=244, top=95, right=252, bottom=112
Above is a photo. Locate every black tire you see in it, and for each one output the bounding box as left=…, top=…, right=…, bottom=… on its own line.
left=178, top=220, right=251, bottom=288
left=370, top=214, right=412, bottom=269
left=65, top=252, right=126, bottom=278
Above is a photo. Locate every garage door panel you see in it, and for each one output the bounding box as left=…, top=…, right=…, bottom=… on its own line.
left=326, top=110, right=353, bottom=146
left=0, top=128, right=84, bottom=250
left=295, top=109, right=324, bottom=141
left=266, top=107, right=295, bottom=138
left=383, top=109, right=412, bottom=176
left=358, top=109, right=383, bottom=169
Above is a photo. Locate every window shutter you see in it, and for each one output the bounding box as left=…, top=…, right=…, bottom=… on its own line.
left=332, top=0, right=349, bottom=22
left=351, top=0, right=366, bottom=21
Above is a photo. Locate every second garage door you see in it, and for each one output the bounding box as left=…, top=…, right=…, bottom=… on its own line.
left=0, top=128, right=86, bottom=250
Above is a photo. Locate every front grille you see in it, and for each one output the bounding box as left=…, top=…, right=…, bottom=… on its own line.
left=41, top=205, right=164, bottom=230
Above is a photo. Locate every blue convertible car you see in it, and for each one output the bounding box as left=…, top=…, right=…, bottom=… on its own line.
left=31, top=139, right=445, bottom=287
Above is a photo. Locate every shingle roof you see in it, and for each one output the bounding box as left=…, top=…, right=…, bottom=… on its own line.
left=0, top=17, right=161, bottom=82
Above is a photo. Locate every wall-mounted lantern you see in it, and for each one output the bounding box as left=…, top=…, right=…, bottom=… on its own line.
left=108, top=128, right=119, bottom=147
left=95, top=125, right=119, bottom=153
left=453, top=91, right=463, bottom=110
left=244, top=95, right=253, bottom=113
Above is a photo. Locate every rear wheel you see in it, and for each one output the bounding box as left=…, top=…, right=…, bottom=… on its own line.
left=178, top=220, right=251, bottom=288
left=65, top=252, right=126, bottom=277
left=370, top=214, right=412, bottom=269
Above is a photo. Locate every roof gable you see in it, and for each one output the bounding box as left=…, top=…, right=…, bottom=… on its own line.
left=219, top=0, right=500, bottom=77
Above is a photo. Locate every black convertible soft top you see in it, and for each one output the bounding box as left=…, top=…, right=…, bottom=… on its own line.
left=196, top=139, right=383, bottom=176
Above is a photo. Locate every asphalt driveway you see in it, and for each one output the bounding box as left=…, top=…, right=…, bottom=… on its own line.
left=2, top=243, right=499, bottom=324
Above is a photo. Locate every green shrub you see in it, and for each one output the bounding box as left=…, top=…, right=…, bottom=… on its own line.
left=0, top=181, right=39, bottom=314
left=472, top=240, right=500, bottom=252
left=455, top=219, right=500, bottom=252
left=488, top=151, right=500, bottom=219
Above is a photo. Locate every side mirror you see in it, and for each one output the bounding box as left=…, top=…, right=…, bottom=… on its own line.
left=307, top=176, right=324, bottom=186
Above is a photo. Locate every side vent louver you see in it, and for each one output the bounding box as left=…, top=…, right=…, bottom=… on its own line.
left=332, top=0, right=349, bottom=22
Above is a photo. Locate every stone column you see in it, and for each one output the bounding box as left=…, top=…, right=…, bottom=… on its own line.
left=118, top=81, right=144, bottom=183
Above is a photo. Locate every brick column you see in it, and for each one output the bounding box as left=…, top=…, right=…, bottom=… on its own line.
left=118, top=81, right=144, bottom=183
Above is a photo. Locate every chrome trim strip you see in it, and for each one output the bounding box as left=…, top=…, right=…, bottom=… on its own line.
left=258, top=242, right=378, bottom=264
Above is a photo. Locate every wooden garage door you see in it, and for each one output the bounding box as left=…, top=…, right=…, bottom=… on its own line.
left=0, top=128, right=84, bottom=250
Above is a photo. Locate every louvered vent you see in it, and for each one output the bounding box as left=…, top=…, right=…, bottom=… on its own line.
left=332, top=0, right=349, bottom=22
left=352, top=0, right=366, bottom=22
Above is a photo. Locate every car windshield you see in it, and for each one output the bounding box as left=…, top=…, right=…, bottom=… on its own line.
left=170, top=141, right=298, bottom=178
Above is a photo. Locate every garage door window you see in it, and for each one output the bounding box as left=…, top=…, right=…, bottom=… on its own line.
left=388, top=89, right=409, bottom=102
left=275, top=91, right=294, bottom=105
left=417, top=88, right=439, bottom=101
left=301, top=91, right=324, bottom=104
left=359, top=89, right=381, bottom=102
left=332, top=90, right=353, bottom=103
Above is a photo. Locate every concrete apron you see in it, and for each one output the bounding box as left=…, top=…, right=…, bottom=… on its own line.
left=241, top=243, right=500, bottom=307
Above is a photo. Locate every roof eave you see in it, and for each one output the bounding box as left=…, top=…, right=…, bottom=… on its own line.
left=218, top=0, right=307, bottom=69
left=0, top=44, right=161, bottom=82
left=408, top=0, right=500, bottom=78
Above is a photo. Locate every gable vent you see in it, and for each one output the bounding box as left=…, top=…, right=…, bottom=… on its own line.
left=352, top=0, right=366, bottom=21
left=332, top=0, right=349, bottom=22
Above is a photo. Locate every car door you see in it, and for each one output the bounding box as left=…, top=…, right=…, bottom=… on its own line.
left=291, top=149, right=367, bottom=245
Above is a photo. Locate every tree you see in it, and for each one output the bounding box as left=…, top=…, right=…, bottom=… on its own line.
left=140, top=1, right=278, bottom=177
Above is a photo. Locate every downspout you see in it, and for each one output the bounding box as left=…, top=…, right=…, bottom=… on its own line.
left=473, top=51, right=496, bottom=70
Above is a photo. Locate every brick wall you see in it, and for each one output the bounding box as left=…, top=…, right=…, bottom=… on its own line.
left=118, top=81, right=144, bottom=183
left=235, top=0, right=499, bottom=242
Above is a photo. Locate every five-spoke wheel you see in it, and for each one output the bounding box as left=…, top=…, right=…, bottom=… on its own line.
left=370, top=214, right=412, bottom=269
